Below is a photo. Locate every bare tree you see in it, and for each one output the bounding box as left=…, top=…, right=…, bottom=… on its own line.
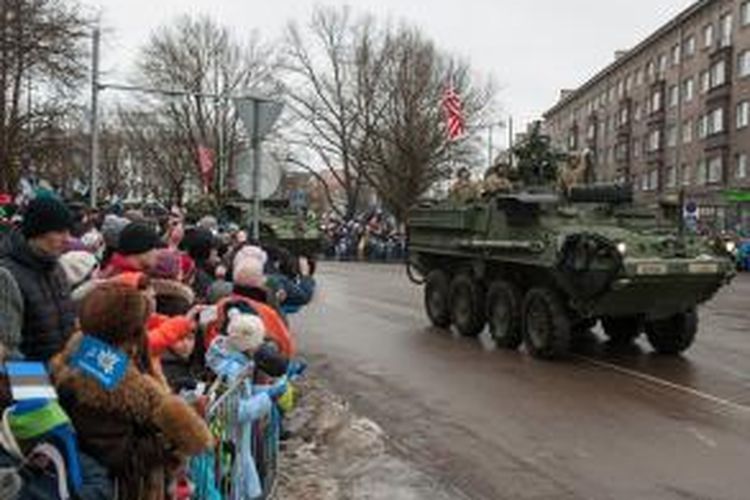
left=358, top=27, right=495, bottom=222
left=282, top=6, right=376, bottom=219
left=0, top=0, right=90, bottom=192
left=134, top=15, right=278, bottom=197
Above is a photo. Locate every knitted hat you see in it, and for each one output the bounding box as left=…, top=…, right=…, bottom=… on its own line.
left=225, top=310, right=266, bottom=353
left=118, top=223, right=162, bottom=256
left=79, top=282, right=150, bottom=347
left=181, top=228, right=216, bottom=262
left=151, top=249, right=182, bottom=280
left=233, top=245, right=267, bottom=272
left=101, top=214, right=129, bottom=250
left=232, top=256, right=266, bottom=289
left=59, top=251, right=99, bottom=289
left=21, top=197, right=73, bottom=239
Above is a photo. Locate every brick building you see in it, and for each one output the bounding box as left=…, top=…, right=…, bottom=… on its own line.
left=543, top=0, right=750, bottom=232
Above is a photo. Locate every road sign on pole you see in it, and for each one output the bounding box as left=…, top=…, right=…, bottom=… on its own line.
left=234, top=96, right=284, bottom=241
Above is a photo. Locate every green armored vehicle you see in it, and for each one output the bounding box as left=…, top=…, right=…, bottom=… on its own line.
left=407, top=184, right=735, bottom=358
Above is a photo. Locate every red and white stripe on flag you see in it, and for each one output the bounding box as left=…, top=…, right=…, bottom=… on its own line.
left=442, top=84, right=466, bottom=141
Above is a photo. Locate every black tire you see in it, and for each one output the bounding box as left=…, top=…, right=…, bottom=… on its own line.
left=486, top=280, right=523, bottom=349
left=522, top=288, right=571, bottom=359
left=450, top=274, right=486, bottom=337
left=425, top=270, right=451, bottom=328
left=645, top=309, right=698, bottom=355
left=602, top=316, right=642, bottom=345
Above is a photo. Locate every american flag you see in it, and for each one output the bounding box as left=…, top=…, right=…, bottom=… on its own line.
left=442, top=84, right=466, bottom=141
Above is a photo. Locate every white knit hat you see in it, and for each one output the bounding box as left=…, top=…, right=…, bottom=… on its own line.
left=59, top=251, right=99, bottom=289
left=225, top=309, right=266, bottom=353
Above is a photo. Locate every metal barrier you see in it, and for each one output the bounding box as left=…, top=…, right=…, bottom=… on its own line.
left=191, top=374, right=281, bottom=500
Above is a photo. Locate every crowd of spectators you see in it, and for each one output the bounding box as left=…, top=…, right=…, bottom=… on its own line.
left=320, top=210, right=406, bottom=262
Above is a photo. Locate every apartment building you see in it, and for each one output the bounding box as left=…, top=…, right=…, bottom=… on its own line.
left=543, top=0, right=750, bottom=232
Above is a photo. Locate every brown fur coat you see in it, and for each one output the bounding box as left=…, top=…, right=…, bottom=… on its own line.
left=50, top=332, right=213, bottom=500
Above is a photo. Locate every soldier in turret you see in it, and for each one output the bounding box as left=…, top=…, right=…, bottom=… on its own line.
left=482, top=161, right=513, bottom=196
left=449, top=167, right=479, bottom=203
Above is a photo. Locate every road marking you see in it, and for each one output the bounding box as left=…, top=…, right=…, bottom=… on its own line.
left=575, top=355, right=750, bottom=416
left=686, top=427, right=718, bottom=449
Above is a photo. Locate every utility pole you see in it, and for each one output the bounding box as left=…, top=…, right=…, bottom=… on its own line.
left=89, top=26, right=101, bottom=208
left=251, top=98, right=261, bottom=240
left=508, top=116, right=515, bottom=168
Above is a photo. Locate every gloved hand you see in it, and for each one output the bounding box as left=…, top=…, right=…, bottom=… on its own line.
left=260, top=376, right=288, bottom=400
left=287, top=359, right=308, bottom=379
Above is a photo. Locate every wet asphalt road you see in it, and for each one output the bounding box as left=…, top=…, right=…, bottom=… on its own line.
left=293, top=262, right=750, bottom=500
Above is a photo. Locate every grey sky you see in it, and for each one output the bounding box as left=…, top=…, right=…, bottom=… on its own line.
left=85, top=0, right=694, bottom=144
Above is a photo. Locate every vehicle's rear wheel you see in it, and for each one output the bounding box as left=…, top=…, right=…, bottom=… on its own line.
left=486, top=280, right=522, bottom=349
left=424, top=270, right=451, bottom=328
left=450, top=274, right=486, bottom=337
left=522, top=288, right=571, bottom=359
left=602, top=316, right=642, bottom=345
left=645, top=309, right=698, bottom=355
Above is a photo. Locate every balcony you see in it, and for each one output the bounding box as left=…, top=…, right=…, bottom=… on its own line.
left=704, top=131, right=729, bottom=152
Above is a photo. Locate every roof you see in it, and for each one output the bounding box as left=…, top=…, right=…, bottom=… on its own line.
left=544, top=0, right=716, bottom=119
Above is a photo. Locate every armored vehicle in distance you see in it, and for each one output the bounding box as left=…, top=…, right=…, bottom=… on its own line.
left=407, top=184, right=735, bottom=359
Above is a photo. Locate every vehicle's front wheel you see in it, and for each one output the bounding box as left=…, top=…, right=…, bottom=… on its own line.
left=602, top=316, right=642, bottom=345
left=486, top=280, right=523, bottom=349
left=645, top=309, right=698, bottom=355
left=450, top=274, right=486, bottom=337
left=424, top=270, right=451, bottom=328
left=522, top=287, right=571, bottom=359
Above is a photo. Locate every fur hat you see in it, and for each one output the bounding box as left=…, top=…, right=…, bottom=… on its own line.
left=79, top=282, right=150, bottom=347
left=119, top=223, right=162, bottom=256
left=59, top=251, right=99, bottom=289
left=225, top=309, right=266, bottom=353
left=232, top=255, right=266, bottom=289
left=21, top=196, right=73, bottom=239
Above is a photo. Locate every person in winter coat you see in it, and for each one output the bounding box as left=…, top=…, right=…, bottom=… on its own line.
left=99, top=222, right=162, bottom=279
left=50, top=282, right=213, bottom=500
left=180, top=228, right=218, bottom=301
left=0, top=266, right=22, bottom=359
left=150, top=249, right=195, bottom=316
left=0, top=196, right=76, bottom=361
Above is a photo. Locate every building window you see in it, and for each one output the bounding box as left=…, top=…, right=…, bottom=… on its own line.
left=671, top=44, right=681, bottom=66
left=633, top=103, right=642, bottom=122
left=720, top=13, right=733, bottom=47
left=636, top=68, right=644, bottom=86
left=700, top=70, right=710, bottom=93
left=647, top=60, right=656, bottom=79
left=617, top=79, right=625, bottom=98
left=632, top=138, right=640, bottom=159
left=737, top=101, right=750, bottom=129
left=587, top=123, right=596, bottom=141
left=682, top=119, right=693, bottom=144
left=666, top=166, right=677, bottom=188
left=704, top=23, right=715, bottom=49
left=696, top=159, right=707, bottom=185
left=737, top=153, right=748, bottom=179
left=739, top=50, right=750, bottom=78
left=650, top=90, right=663, bottom=113
left=710, top=60, right=727, bottom=88
left=743, top=2, right=750, bottom=27
left=708, top=156, right=723, bottom=183
left=697, top=115, right=708, bottom=138
left=666, top=125, right=678, bottom=147
left=625, top=74, right=633, bottom=93
left=648, top=129, right=661, bottom=152
left=707, top=107, right=725, bottom=134
left=618, top=107, right=629, bottom=126
left=658, top=53, right=668, bottom=74
left=650, top=170, right=659, bottom=191
left=668, top=85, right=679, bottom=108
left=684, top=35, right=696, bottom=57
left=682, top=77, right=694, bottom=102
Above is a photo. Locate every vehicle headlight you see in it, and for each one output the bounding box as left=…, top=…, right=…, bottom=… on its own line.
left=616, top=242, right=628, bottom=256
left=725, top=241, right=737, bottom=254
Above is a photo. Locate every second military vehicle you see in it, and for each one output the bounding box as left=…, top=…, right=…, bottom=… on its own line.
left=407, top=184, right=735, bottom=359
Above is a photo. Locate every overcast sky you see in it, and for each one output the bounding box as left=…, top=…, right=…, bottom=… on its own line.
left=83, top=0, right=695, bottom=143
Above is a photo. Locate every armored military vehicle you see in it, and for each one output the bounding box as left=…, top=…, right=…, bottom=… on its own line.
left=407, top=184, right=735, bottom=358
